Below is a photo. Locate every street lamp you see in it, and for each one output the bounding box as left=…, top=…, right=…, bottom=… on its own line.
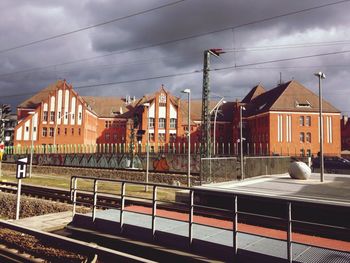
left=210, top=98, right=226, bottom=156
left=182, top=89, right=191, bottom=187
left=314, top=71, right=326, bottom=182
left=240, top=105, right=246, bottom=180
left=143, top=103, right=150, bottom=191
left=28, top=111, right=35, bottom=178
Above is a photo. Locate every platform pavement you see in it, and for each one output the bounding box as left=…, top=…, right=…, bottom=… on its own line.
left=11, top=211, right=73, bottom=231
left=200, top=173, right=350, bottom=204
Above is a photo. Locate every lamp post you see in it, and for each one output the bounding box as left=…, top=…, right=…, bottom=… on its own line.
left=182, top=89, right=191, bottom=187
left=143, top=103, right=150, bottom=191
left=28, top=112, right=35, bottom=178
left=240, top=105, right=245, bottom=180
left=211, top=98, right=226, bottom=156
left=314, top=72, right=326, bottom=182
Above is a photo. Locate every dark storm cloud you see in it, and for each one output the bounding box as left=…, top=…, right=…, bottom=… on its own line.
left=0, top=0, right=350, bottom=114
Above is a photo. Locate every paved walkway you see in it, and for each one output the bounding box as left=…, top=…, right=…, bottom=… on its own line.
left=12, top=211, right=73, bottom=231
left=201, top=173, right=350, bottom=204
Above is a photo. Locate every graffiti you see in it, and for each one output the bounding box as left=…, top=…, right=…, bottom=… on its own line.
left=3, top=153, right=201, bottom=173
left=153, top=155, right=170, bottom=172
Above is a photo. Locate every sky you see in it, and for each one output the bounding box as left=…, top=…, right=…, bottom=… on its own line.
left=1, top=0, right=350, bottom=115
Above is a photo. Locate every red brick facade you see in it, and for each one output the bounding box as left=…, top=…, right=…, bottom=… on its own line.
left=341, top=115, right=350, bottom=150
left=13, top=79, right=340, bottom=157
left=233, top=81, right=341, bottom=156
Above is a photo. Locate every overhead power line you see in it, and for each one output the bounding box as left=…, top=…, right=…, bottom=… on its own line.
left=0, top=0, right=186, bottom=54
left=2, top=38, right=350, bottom=80
left=2, top=47, right=350, bottom=100
left=0, top=0, right=349, bottom=77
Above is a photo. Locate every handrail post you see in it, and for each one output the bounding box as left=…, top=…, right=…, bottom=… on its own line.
left=233, top=195, right=238, bottom=257
left=92, top=179, right=98, bottom=222
left=72, top=177, right=77, bottom=217
left=69, top=176, right=74, bottom=201
left=287, top=202, right=292, bottom=263
left=189, top=189, right=194, bottom=247
left=120, top=182, right=126, bottom=233
left=152, top=185, right=157, bottom=240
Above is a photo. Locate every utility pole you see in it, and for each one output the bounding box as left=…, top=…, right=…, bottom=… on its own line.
left=200, top=49, right=224, bottom=158
left=129, top=119, right=136, bottom=169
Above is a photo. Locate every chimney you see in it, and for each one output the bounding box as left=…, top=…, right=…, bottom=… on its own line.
left=344, top=115, right=348, bottom=125
left=120, top=106, right=123, bottom=115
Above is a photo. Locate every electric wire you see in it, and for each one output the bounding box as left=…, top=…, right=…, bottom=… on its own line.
left=0, top=0, right=186, bottom=54
left=1, top=0, right=349, bottom=78
left=2, top=47, right=350, bottom=99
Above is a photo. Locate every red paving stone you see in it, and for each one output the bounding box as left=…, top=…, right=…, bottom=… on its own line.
left=125, top=205, right=350, bottom=252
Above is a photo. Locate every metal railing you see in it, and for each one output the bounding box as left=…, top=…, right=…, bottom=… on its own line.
left=70, top=176, right=350, bottom=262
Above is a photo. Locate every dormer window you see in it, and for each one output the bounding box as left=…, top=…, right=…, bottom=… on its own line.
left=296, top=100, right=311, bottom=108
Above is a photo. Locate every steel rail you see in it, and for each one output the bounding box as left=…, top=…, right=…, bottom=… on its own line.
left=0, top=219, right=156, bottom=263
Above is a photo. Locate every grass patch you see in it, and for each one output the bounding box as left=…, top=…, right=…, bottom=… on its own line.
left=0, top=171, right=177, bottom=202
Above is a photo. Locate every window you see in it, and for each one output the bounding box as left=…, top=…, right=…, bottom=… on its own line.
left=43, top=111, right=48, bottom=121
left=58, top=111, right=61, bottom=119
left=170, top=133, right=176, bottom=142
left=57, top=128, right=60, bottom=135
left=64, top=128, right=67, bottom=135
left=170, top=118, right=177, bottom=129
left=159, top=118, right=166, bottom=128
left=49, top=127, right=54, bottom=137
left=50, top=111, right=55, bottom=122
left=71, top=128, right=74, bottom=135
left=42, top=127, right=47, bottom=137
left=299, top=116, right=304, bottom=126
left=149, top=118, right=155, bottom=128
left=306, top=132, right=311, bottom=143
left=159, top=133, right=165, bottom=142
left=149, top=133, right=155, bottom=141
left=105, top=121, right=108, bottom=128
left=78, top=128, right=81, bottom=135
left=105, top=133, right=110, bottom=140
left=307, top=149, right=311, bottom=157
left=299, top=132, right=305, bottom=142
left=300, top=149, right=305, bottom=156
left=305, top=116, right=311, bottom=126
left=78, top=112, right=82, bottom=120
left=65, top=112, right=68, bottom=120
left=25, top=126, right=29, bottom=132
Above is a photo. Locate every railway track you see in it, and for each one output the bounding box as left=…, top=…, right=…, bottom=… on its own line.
left=0, top=220, right=155, bottom=262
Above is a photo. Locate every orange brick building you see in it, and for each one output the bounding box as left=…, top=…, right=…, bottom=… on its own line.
left=234, top=80, right=341, bottom=156
left=341, top=115, right=350, bottom=150
left=13, top=80, right=233, bottom=152
left=14, top=79, right=339, bottom=157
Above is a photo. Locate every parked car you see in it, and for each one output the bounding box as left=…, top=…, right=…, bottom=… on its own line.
left=312, top=156, right=350, bottom=172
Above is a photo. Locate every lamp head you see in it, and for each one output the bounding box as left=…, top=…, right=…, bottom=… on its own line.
left=314, top=72, right=326, bottom=79
left=181, top=89, right=191, bottom=94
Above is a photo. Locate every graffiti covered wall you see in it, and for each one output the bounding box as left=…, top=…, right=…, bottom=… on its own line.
left=3, top=153, right=201, bottom=174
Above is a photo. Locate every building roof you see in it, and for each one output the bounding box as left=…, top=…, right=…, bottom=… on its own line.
left=244, top=80, right=340, bottom=116
left=241, top=84, right=265, bottom=103
left=82, top=96, right=134, bottom=118
left=18, top=80, right=66, bottom=108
